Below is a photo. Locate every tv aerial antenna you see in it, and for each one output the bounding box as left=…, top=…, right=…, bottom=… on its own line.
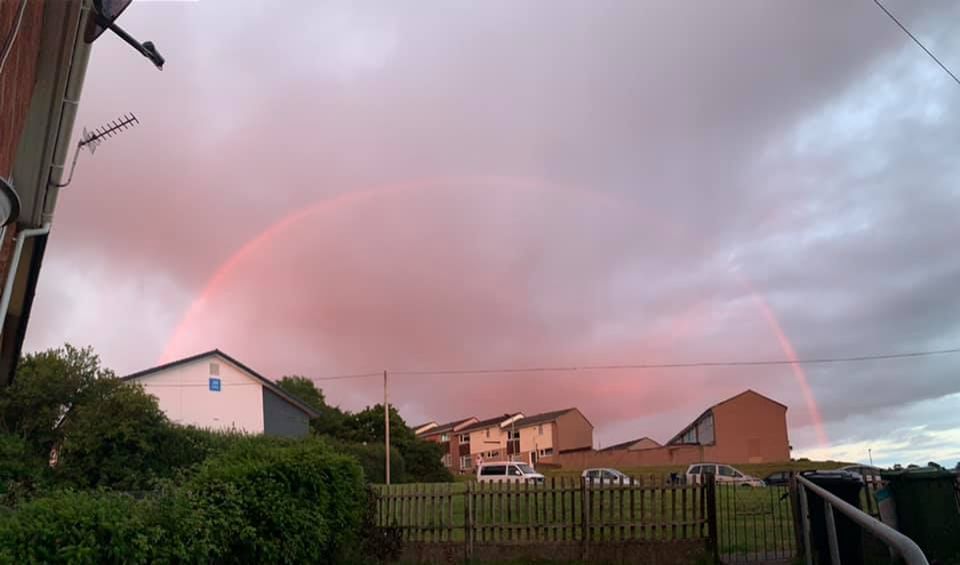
left=51, top=113, right=139, bottom=189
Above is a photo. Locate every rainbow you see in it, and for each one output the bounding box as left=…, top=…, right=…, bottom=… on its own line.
left=161, top=176, right=829, bottom=447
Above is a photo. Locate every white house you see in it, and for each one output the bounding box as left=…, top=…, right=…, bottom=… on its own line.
left=123, top=350, right=319, bottom=438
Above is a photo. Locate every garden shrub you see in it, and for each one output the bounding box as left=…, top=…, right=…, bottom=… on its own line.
left=0, top=490, right=153, bottom=564
left=334, top=440, right=406, bottom=484
left=184, top=438, right=367, bottom=563
left=0, top=439, right=370, bottom=564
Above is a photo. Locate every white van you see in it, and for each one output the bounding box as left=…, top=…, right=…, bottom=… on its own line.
left=476, top=461, right=545, bottom=483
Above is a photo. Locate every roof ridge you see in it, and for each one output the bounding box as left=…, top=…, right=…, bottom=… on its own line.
left=122, top=349, right=321, bottom=419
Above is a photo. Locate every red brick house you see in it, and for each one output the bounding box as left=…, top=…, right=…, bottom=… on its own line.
left=543, top=390, right=791, bottom=469
left=417, top=417, right=478, bottom=474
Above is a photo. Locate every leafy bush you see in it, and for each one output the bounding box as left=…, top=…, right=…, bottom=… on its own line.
left=0, top=433, right=44, bottom=487
left=0, top=440, right=370, bottom=564
left=53, top=381, right=173, bottom=490
left=184, top=438, right=367, bottom=563
left=0, top=490, right=154, bottom=564
left=0, top=345, right=115, bottom=458
left=335, top=441, right=406, bottom=484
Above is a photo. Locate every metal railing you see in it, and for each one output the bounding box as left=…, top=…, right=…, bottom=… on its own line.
left=796, top=475, right=928, bottom=565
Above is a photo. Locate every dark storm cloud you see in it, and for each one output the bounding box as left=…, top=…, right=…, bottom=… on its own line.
left=26, top=0, right=960, bottom=451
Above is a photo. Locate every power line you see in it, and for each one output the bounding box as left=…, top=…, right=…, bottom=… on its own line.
left=872, top=0, right=960, bottom=88
left=310, top=371, right=382, bottom=382
left=312, top=346, right=960, bottom=381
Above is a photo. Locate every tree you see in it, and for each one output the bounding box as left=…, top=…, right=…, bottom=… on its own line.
left=1, top=344, right=203, bottom=490
left=0, top=344, right=115, bottom=458
left=275, top=378, right=451, bottom=483
left=276, top=376, right=347, bottom=437
left=275, top=376, right=325, bottom=411
left=342, top=404, right=450, bottom=483
left=54, top=378, right=173, bottom=489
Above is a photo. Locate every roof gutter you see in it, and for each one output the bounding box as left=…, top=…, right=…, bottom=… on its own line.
left=42, top=0, right=92, bottom=221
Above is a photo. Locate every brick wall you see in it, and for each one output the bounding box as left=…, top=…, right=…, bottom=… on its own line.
left=0, top=0, right=45, bottom=177
left=0, top=0, right=45, bottom=332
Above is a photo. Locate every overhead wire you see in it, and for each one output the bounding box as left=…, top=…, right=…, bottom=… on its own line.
left=310, top=346, right=960, bottom=381
left=871, top=0, right=960, bottom=88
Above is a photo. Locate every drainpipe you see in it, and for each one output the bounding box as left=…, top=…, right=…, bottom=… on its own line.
left=0, top=223, right=52, bottom=329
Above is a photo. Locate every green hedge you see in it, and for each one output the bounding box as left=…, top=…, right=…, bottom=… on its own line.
left=185, top=438, right=367, bottom=563
left=0, top=439, right=368, bottom=564
left=334, top=440, right=406, bottom=484
left=0, top=490, right=154, bottom=564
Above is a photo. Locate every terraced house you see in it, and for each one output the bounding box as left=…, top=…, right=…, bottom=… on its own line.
left=416, top=409, right=595, bottom=472
left=416, top=417, right=477, bottom=474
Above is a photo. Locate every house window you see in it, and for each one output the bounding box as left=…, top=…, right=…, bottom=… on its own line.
left=485, top=429, right=490, bottom=438
left=485, top=450, right=499, bottom=458
left=208, top=377, right=221, bottom=392
left=696, top=414, right=715, bottom=444
left=682, top=428, right=697, bottom=444
left=538, top=448, right=554, bottom=457
left=459, top=433, right=470, bottom=443
left=507, top=430, right=520, bottom=455
left=209, top=362, right=220, bottom=376
left=460, top=455, right=472, bottom=470
left=440, top=433, right=449, bottom=442
left=538, top=424, right=543, bottom=435
left=441, top=454, right=452, bottom=467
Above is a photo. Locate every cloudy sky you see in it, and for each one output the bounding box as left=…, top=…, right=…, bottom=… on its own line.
left=25, top=0, right=960, bottom=467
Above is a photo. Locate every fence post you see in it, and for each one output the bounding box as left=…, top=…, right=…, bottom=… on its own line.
left=465, top=481, right=473, bottom=562
left=581, top=476, right=590, bottom=561
left=706, top=474, right=719, bottom=562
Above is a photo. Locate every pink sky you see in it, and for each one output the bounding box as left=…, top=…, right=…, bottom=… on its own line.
left=23, top=1, right=960, bottom=464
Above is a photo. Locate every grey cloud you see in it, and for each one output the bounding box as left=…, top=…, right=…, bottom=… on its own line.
left=25, top=0, right=960, bottom=452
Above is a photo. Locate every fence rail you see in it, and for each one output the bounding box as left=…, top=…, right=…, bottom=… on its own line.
left=796, top=475, right=929, bottom=565
left=376, top=476, right=712, bottom=549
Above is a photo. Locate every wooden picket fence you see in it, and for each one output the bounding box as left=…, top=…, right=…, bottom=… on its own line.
left=375, top=476, right=716, bottom=549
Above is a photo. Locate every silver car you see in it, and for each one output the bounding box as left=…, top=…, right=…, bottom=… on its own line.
left=582, top=468, right=636, bottom=486
left=685, top=463, right=765, bottom=487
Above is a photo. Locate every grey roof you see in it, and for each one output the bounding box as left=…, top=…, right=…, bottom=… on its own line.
left=122, top=349, right=321, bottom=419
left=459, top=413, right=521, bottom=433
left=599, top=436, right=661, bottom=452
left=418, top=417, right=476, bottom=437
left=513, top=408, right=577, bottom=429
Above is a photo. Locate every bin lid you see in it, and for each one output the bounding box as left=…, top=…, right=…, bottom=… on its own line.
left=801, top=470, right=864, bottom=484
left=880, top=466, right=958, bottom=480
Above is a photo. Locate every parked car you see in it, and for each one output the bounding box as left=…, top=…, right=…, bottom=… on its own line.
left=685, top=463, right=765, bottom=487
left=763, top=470, right=791, bottom=486
left=763, top=469, right=815, bottom=486
left=582, top=468, right=636, bottom=486
left=476, top=461, right=545, bottom=483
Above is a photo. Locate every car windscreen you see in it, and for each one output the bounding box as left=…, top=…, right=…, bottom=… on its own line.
left=514, top=464, right=536, bottom=474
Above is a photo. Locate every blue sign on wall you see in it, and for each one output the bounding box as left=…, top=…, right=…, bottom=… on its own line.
left=209, top=377, right=221, bottom=392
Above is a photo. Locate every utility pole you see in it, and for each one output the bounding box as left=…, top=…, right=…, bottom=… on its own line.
left=869, top=448, right=873, bottom=467
left=384, top=370, right=390, bottom=485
